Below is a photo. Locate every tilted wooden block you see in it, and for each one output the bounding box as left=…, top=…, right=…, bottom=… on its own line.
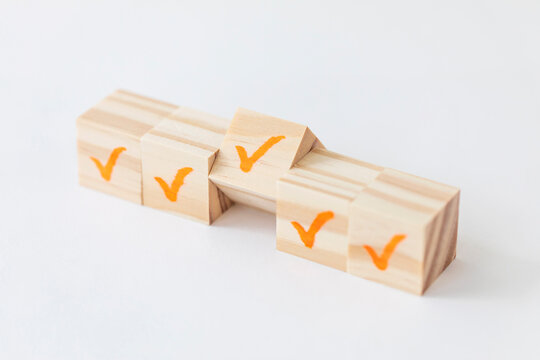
left=141, top=107, right=233, bottom=224
left=276, top=148, right=383, bottom=271
left=209, top=108, right=323, bottom=213
left=77, top=90, right=178, bottom=203
left=349, top=169, right=460, bottom=294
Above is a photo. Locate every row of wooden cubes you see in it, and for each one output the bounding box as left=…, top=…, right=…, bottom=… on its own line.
left=77, top=90, right=460, bottom=295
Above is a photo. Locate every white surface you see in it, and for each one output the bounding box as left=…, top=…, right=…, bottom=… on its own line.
left=1, top=1, right=539, bottom=359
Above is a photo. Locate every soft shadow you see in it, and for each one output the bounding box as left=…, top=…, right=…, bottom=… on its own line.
left=212, top=203, right=275, bottom=233
left=425, top=246, right=540, bottom=300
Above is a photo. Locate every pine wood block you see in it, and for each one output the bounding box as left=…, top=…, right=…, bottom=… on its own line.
left=209, top=108, right=323, bottom=213
left=77, top=90, right=178, bottom=203
left=141, top=107, right=233, bottom=224
left=276, top=148, right=383, bottom=271
left=349, top=169, right=460, bottom=294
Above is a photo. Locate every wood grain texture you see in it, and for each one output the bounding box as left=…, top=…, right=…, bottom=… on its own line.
left=209, top=108, right=323, bottom=213
left=141, top=107, right=233, bottom=224
left=276, top=148, right=383, bottom=270
left=76, top=92, right=460, bottom=294
left=77, top=90, right=178, bottom=203
left=348, top=168, right=460, bottom=294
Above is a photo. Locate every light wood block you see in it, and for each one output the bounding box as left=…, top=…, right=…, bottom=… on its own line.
left=141, top=107, right=233, bottom=224
left=77, top=90, right=178, bottom=203
left=77, top=92, right=461, bottom=294
left=349, top=169, right=460, bottom=294
left=209, top=108, right=323, bottom=213
left=276, top=148, right=383, bottom=271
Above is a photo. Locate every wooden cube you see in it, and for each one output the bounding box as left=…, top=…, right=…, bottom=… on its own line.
left=276, top=148, right=383, bottom=271
left=141, top=107, right=233, bottom=224
left=209, top=108, right=323, bottom=213
left=77, top=90, right=178, bottom=203
left=348, top=169, right=460, bottom=294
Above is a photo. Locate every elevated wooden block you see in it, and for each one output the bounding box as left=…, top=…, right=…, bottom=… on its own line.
left=276, top=148, right=383, bottom=270
left=349, top=169, right=460, bottom=294
left=77, top=90, right=178, bottom=203
left=141, top=107, right=233, bottom=224
left=209, top=108, right=323, bottom=213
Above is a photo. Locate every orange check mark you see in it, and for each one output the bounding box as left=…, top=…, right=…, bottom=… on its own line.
left=154, top=167, right=193, bottom=202
left=235, top=135, right=286, bottom=172
left=363, top=234, right=407, bottom=271
left=90, top=146, right=126, bottom=181
left=291, top=211, right=334, bottom=249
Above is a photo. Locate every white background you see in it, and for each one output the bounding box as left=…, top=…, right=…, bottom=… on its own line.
left=1, top=1, right=539, bottom=359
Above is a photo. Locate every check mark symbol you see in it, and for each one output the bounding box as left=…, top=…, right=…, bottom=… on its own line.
left=291, top=211, right=334, bottom=249
left=363, top=234, right=407, bottom=271
left=154, top=167, right=193, bottom=202
left=90, top=146, right=126, bottom=181
left=235, top=135, right=286, bottom=172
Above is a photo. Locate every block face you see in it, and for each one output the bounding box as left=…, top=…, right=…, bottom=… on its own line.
left=78, top=122, right=141, bottom=202
left=348, top=197, right=425, bottom=294
left=276, top=149, right=383, bottom=271
left=277, top=181, right=352, bottom=271
left=422, top=193, right=460, bottom=292
left=348, top=169, right=460, bottom=294
left=79, top=89, right=178, bottom=139
left=209, top=108, right=322, bottom=213
left=77, top=90, right=178, bottom=203
left=141, top=107, right=232, bottom=224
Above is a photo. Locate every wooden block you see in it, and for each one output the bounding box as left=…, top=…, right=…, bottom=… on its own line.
left=209, top=108, right=323, bottom=213
left=141, top=107, right=233, bottom=224
left=348, top=169, right=460, bottom=294
left=276, top=148, right=383, bottom=271
left=77, top=90, right=178, bottom=203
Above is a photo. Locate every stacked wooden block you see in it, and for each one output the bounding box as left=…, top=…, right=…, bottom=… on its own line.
left=77, top=90, right=460, bottom=295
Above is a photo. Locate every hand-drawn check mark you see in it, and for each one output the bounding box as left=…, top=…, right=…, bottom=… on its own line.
left=154, top=167, right=193, bottom=202
left=291, top=211, right=334, bottom=249
left=363, top=234, right=407, bottom=270
left=90, top=146, right=126, bottom=181
left=235, top=135, right=286, bottom=172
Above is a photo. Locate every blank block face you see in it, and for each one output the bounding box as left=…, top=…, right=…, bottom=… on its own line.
left=276, top=149, right=383, bottom=271
left=348, top=169, right=460, bottom=294
left=141, top=107, right=233, bottom=224
left=209, top=108, right=323, bottom=213
left=77, top=90, right=178, bottom=203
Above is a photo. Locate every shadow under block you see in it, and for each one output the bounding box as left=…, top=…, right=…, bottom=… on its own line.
left=349, top=169, right=460, bottom=294
left=209, top=108, right=323, bottom=213
left=276, top=148, right=383, bottom=271
left=77, top=90, right=178, bottom=203
left=141, top=107, right=233, bottom=224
